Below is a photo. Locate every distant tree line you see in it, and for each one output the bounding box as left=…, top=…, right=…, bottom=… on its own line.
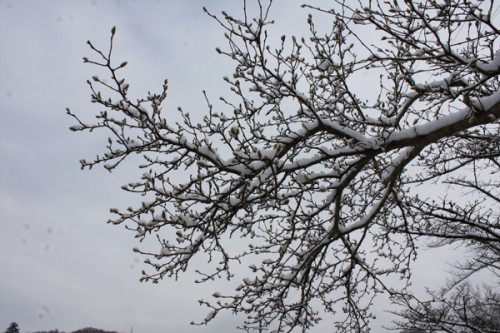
left=2, top=324, right=122, bottom=333
left=28, top=328, right=121, bottom=333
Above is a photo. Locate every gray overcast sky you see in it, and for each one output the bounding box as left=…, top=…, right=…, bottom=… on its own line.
left=0, top=1, right=459, bottom=333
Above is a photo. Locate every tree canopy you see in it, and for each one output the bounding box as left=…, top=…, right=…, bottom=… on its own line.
left=68, top=0, right=500, bottom=332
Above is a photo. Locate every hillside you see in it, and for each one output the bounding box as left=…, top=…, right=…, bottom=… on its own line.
left=27, top=327, right=122, bottom=333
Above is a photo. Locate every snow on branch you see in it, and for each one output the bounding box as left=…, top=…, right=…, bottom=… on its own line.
left=68, top=1, right=499, bottom=332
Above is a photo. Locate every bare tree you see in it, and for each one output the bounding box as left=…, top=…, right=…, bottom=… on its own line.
left=67, top=0, right=500, bottom=332
left=392, top=282, right=500, bottom=333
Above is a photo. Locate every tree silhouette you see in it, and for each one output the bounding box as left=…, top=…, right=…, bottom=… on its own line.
left=392, top=282, right=500, bottom=333
left=4, top=323, right=20, bottom=333
left=68, top=0, right=499, bottom=332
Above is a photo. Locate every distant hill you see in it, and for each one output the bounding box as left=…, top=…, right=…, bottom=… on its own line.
left=72, top=328, right=121, bottom=333
left=28, top=327, right=123, bottom=333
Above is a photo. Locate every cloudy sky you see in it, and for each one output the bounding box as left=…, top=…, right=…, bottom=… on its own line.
left=0, top=1, right=461, bottom=333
